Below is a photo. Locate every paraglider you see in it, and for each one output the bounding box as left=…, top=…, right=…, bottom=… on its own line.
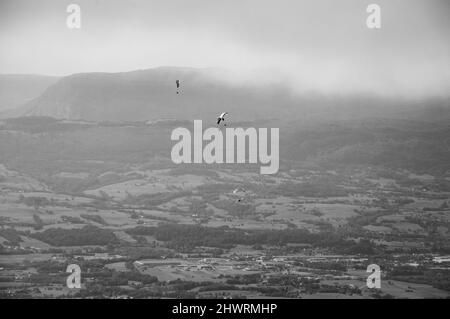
left=217, top=112, right=228, bottom=126
left=176, top=80, right=180, bottom=94
left=232, top=187, right=246, bottom=203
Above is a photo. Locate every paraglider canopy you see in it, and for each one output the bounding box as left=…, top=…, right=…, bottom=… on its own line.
left=176, top=80, right=180, bottom=94
left=217, top=112, right=228, bottom=125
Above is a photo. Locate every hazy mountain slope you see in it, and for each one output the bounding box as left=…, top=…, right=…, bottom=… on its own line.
left=6, top=67, right=450, bottom=123
left=0, top=74, right=60, bottom=111
left=17, top=67, right=299, bottom=122
left=1, top=117, right=449, bottom=177
left=281, top=118, right=450, bottom=174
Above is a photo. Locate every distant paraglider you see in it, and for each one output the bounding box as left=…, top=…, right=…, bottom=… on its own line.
left=176, top=80, right=180, bottom=94
left=232, top=187, right=246, bottom=203
left=217, top=112, right=228, bottom=126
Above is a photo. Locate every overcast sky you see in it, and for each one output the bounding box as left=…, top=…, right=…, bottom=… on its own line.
left=0, top=0, right=449, bottom=97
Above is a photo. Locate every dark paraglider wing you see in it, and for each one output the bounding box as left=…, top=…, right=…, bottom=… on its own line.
left=176, top=80, right=180, bottom=88
left=217, top=117, right=221, bottom=125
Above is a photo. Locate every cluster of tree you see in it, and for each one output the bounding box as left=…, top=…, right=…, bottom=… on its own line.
left=99, top=270, right=158, bottom=286
left=347, top=209, right=400, bottom=229
left=300, top=261, right=347, bottom=272
left=423, top=201, right=449, bottom=211
left=0, top=228, right=22, bottom=246
left=0, top=290, right=33, bottom=299
left=33, top=214, right=44, bottom=230
left=315, top=284, right=361, bottom=295
left=167, top=279, right=204, bottom=291
left=273, top=181, right=348, bottom=198
left=80, top=214, right=108, bottom=225
left=27, top=273, right=66, bottom=284
left=197, top=284, right=239, bottom=292
left=393, top=197, right=415, bottom=206
left=263, top=274, right=359, bottom=295
left=371, top=291, right=395, bottom=299
left=61, top=215, right=84, bottom=224
left=116, top=246, right=174, bottom=260
left=126, top=191, right=192, bottom=207
left=266, top=274, right=319, bottom=288
left=387, top=266, right=450, bottom=292
left=31, top=260, right=68, bottom=273
left=212, top=200, right=255, bottom=218
left=196, top=183, right=237, bottom=195
left=167, top=279, right=244, bottom=295
left=226, top=274, right=262, bottom=285
left=304, top=220, right=333, bottom=232
left=18, top=196, right=50, bottom=211
left=126, top=224, right=377, bottom=254
left=73, top=284, right=130, bottom=299
left=29, top=225, right=118, bottom=246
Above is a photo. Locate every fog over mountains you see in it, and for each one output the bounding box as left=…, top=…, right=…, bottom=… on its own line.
left=1, top=67, right=293, bottom=121
left=1, top=67, right=449, bottom=123
left=0, top=74, right=60, bottom=112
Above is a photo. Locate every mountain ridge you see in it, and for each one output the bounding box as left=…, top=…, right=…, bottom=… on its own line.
left=1, top=67, right=449, bottom=123
left=0, top=74, right=60, bottom=112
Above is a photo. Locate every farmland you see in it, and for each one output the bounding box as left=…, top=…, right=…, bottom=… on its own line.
left=0, top=117, right=449, bottom=298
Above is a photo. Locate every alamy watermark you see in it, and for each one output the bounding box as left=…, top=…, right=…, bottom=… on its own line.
left=366, top=4, right=381, bottom=29
left=65, top=263, right=381, bottom=289
left=66, top=4, right=81, bottom=29
left=367, top=264, right=381, bottom=289
left=65, top=4, right=380, bottom=31
left=170, top=120, right=279, bottom=174
left=66, top=264, right=81, bottom=289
